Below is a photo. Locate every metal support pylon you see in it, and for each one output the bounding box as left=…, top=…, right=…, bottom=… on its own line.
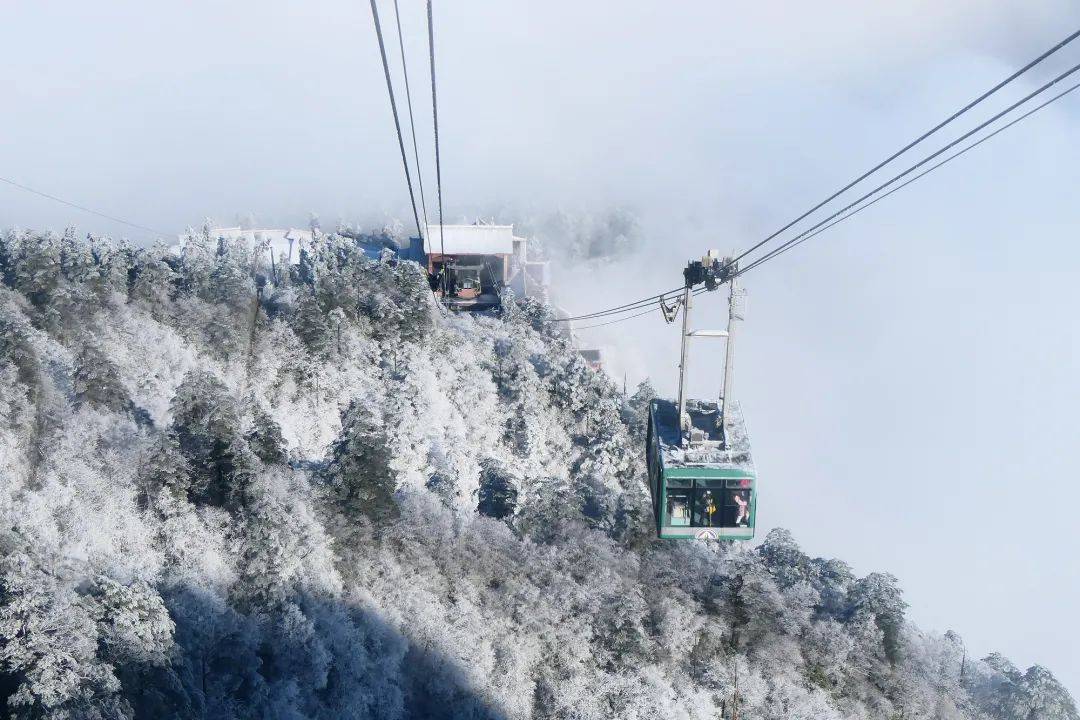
left=720, top=274, right=741, bottom=435
left=674, top=250, right=742, bottom=447
left=676, top=282, right=693, bottom=441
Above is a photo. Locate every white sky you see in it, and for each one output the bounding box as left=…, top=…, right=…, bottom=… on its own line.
left=2, top=0, right=1079, bottom=695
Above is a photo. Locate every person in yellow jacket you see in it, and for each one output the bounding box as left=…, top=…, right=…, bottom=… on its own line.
left=702, top=491, right=717, bottom=526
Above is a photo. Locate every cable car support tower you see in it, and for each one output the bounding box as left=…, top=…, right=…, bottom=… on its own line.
left=675, top=251, right=742, bottom=446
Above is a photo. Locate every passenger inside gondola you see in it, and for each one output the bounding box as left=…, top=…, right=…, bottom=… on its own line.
left=703, top=491, right=718, bottom=526
left=726, top=490, right=751, bottom=527
left=691, top=487, right=722, bottom=527
left=692, top=482, right=751, bottom=528
left=661, top=478, right=753, bottom=530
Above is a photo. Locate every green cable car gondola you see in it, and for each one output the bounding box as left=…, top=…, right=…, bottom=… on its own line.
left=646, top=252, right=756, bottom=541
left=647, top=398, right=755, bottom=540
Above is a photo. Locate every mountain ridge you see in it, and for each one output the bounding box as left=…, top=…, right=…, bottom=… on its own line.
left=0, top=227, right=1074, bottom=719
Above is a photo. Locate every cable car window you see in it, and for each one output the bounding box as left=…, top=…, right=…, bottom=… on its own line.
left=666, top=490, right=692, bottom=526
left=666, top=477, right=693, bottom=488
left=726, top=478, right=753, bottom=489
left=696, top=478, right=726, bottom=489
left=723, top=489, right=751, bottom=527
left=692, top=488, right=722, bottom=527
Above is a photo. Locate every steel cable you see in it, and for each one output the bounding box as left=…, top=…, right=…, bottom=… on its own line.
left=369, top=0, right=423, bottom=239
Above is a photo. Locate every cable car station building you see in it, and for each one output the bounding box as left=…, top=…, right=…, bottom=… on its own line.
left=424, top=223, right=548, bottom=310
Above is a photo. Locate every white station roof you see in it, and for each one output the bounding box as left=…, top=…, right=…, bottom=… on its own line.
left=424, top=224, right=518, bottom=256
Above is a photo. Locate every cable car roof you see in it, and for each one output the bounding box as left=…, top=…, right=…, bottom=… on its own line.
left=651, top=398, right=754, bottom=472
left=423, top=224, right=520, bottom=256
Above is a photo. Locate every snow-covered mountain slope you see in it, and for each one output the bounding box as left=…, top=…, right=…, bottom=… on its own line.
left=0, top=227, right=1075, bottom=720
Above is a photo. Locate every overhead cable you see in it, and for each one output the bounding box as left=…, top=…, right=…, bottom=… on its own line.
left=556, top=28, right=1080, bottom=324
left=572, top=304, right=662, bottom=330
left=553, top=285, right=687, bottom=323
left=733, top=61, right=1080, bottom=276
left=392, top=0, right=430, bottom=234
left=427, top=0, right=447, bottom=293
left=737, top=78, right=1080, bottom=276
left=723, top=27, right=1080, bottom=276
left=369, top=0, right=424, bottom=239
left=574, top=287, right=710, bottom=330
left=0, top=176, right=169, bottom=237
left=575, top=75, right=1080, bottom=328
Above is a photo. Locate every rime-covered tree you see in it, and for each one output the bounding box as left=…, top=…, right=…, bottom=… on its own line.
left=0, top=549, right=127, bottom=719
left=244, top=402, right=288, bottom=465
left=127, top=244, right=178, bottom=316
left=169, top=370, right=253, bottom=508
left=325, top=397, right=397, bottom=523
left=621, top=378, right=656, bottom=441
left=73, top=337, right=132, bottom=412
left=137, top=430, right=192, bottom=510
left=13, top=230, right=62, bottom=308
left=88, top=576, right=175, bottom=669
left=973, top=654, right=1080, bottom=720
left=848, top=571, right=907, bottom=667
left=292, top=286, right=331, bottom=355
left=477, top=459, right=519, bottom=519
left=0, top=230, right=15, bottom=288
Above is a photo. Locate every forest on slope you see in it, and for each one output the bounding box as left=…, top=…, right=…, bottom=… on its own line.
left=0, top=227, right=1075, bottom=720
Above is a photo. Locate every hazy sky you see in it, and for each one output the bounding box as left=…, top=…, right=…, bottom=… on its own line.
left=3, top=0, right=1079, bottom=696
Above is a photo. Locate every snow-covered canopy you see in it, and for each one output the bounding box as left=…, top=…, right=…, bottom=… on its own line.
left=175, top=227, right=315, bottom=264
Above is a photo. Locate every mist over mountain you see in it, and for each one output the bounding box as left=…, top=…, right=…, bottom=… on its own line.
left=0, top=227, right=1074, bottom=719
